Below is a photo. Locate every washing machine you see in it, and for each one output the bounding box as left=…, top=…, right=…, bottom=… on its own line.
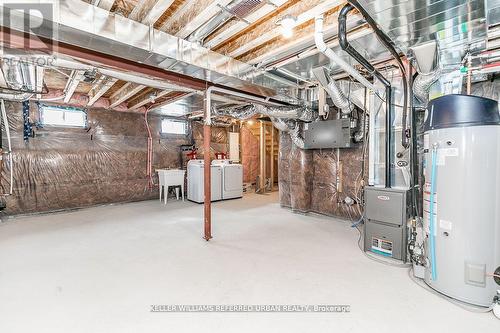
left=187, top=159, right=222, bottom=203
left=211, top=160, right=243, bottom=200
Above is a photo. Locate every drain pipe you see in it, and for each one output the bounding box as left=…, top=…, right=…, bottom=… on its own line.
left=338, top=4, right=392, bottom=188
left=314, top=15, right=376, bottom=92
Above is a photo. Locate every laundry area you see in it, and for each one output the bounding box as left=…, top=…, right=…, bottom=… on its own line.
left=0, top=1, right=499, bottom=332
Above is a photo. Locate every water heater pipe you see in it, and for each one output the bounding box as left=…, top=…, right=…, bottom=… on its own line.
left=429, top=144, right=438, bottom=281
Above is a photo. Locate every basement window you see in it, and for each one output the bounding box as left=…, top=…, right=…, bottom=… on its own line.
left=161, top=119, right=187, bottom=135
left=40, top=105, right=87, bottom=128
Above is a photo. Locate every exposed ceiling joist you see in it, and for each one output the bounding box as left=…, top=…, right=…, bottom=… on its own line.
left=270, top=26, right=372, bottom=70
left=204, top=0, right=288, bottom=49
left=227, top=0, right=343, bottom=58
left=92, top=0, right=115, bottom=11
left=127, top=89, right=172, bottom=110
left=109, top=82, right=145, bottom=108
left=35, top=66, right=44, bottom=99
left=63, top=70, right=85, bottom=103
left=175, top=0, right=233, bottom=39
left=141, top=0, right=177, bottom=25
left=246, top=14, right=367, bottom=66
left=87, top=75, right=118, bottom=106
left=158, top=1, right=199, bottom=32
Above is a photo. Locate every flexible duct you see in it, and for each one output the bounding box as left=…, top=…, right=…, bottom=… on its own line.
left=215, top=103, right=312, bottom=149
left=289, top=122, right=305, bottom=149
left=270, top=117, right=297, bottom=132
left=314, top=15, right=376, bottom=93
left=326, top=80, right=353, bottom=114
left=312, top=58, right=353, bottom=115
left=214, top=104, right=315, bottom=121
left=413, top=69, right=441, bottom=104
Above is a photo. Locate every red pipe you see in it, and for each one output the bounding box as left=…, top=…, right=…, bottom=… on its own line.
left=203, top=123, right=212, bottom=241
left=144, top=107, right=154, bottom=189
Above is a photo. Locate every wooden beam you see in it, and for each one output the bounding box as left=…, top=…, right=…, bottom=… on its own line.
left=63, top=70, right=85, bottom=103
left=245, top=15, right=368, bottom=66
left=175, top=0, right=233, bottom=39
left=127, top=89, right=172, bottom=110
left=226, top=0, right=343, bottom=58
left=158, top=1, right=199, bottom=32
left=92, top=0, right=115, bottom=11
left=109, top=82, right=145, bottom=108
left=142, top=0, right=176, bottom=25
left=87, top=75, right=118, bottom=106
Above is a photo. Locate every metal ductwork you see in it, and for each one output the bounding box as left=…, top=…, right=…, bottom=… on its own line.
left=413, top=70, right=441, bottom=104
left=214, top=103, right=315, bottom=122
left=312, top=67, right=353, bottom=115
left=411, top=41, right=441, bottom=104
left=214, top=102, right=314, bottom=149
left=189, top=0, right=262, bottom=43
left=0, top=0, right=286, bottom=99
left=0, top=58, right=37, bottom=93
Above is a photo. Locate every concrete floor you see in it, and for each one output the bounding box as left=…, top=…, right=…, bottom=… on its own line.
left=0, top=193, right=498, bottom=333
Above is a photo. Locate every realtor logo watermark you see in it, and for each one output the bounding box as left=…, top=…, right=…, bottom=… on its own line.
left=150, top=304, right=351, bottom=313
left=1, top=2, right=57, bottom=66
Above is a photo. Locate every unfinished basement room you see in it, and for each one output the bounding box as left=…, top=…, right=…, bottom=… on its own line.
left=0, top=0, right=500, bottom=332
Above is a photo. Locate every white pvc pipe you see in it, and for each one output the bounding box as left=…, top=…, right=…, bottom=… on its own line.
left=314, top=15, right=377, bottom=92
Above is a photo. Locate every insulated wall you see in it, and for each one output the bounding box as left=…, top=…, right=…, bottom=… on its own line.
left=192, top=121, right=229, bottom=159
left=0, top=101, right=190, bottom=215
left=241, top=125, right=259, bottom=184
left=278, top=132, right=365, bottom=220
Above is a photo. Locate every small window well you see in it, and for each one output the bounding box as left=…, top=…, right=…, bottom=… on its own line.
left=161, top=119, right=187, bottom=135
left=40, top=106, right=87, bottom=128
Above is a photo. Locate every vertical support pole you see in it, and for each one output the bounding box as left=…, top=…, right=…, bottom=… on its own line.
left=270, top=125, right=274, bottom=191
left=259, top=120, right=266, bottom=192
left=203, top=91, right=212, bottom=241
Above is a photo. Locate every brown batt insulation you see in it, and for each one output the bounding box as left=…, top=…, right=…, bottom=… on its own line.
left=278, top=132, right=365, bottom=220
left=0, top=101, right=199, bottom=215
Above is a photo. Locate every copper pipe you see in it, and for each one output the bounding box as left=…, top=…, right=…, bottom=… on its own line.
left=203, top=123, right=212, bottom=241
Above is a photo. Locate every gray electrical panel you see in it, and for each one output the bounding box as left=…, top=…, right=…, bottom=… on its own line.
left=303, top=119, right=352, bottom=149
left=364, top=187, right=411, bottom=262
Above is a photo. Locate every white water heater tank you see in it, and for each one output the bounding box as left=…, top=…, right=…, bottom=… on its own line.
left=423, top=94, right=500, bottom=307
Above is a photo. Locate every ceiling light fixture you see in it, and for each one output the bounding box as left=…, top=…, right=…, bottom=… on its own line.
left=277, top=14, right=297, bottom=39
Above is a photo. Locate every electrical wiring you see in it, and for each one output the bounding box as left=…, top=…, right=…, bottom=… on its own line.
left=408, top=267, right=495, bottom=313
